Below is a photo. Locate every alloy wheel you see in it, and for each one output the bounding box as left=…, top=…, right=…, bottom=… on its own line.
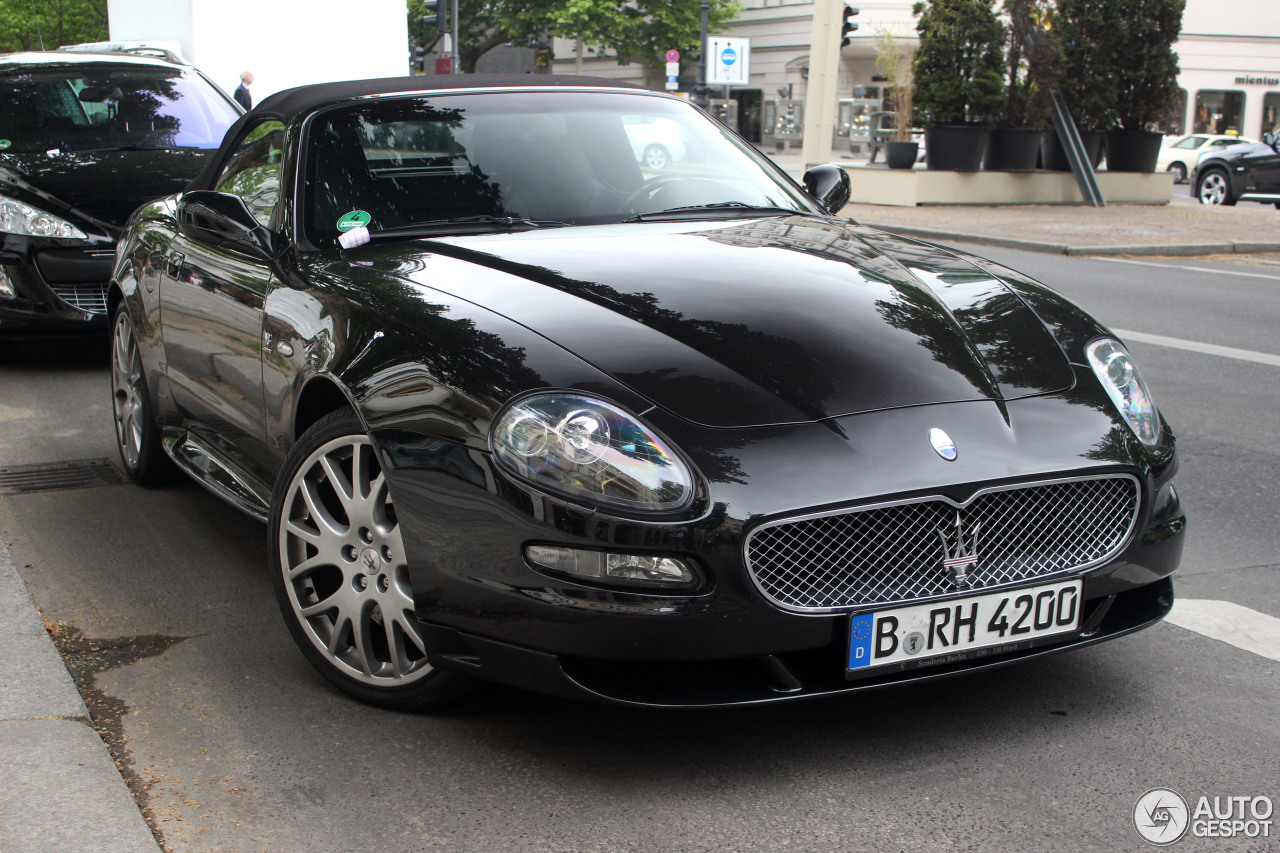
left=111, top=311, right=145, bottom=470
left=644, top=144, right=670, bottom=170
left=1198, top=171, right=1229, bottom=204
left=278, top=433, right=432, bottom=688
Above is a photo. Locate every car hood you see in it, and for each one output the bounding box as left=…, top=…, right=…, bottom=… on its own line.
left=382, top=217, right=1075, bottom=428
left=0, top=149, right=214, bottom=229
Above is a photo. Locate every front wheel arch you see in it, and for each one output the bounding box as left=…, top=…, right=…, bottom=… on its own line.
left=268, top=409, right=473, bottom=708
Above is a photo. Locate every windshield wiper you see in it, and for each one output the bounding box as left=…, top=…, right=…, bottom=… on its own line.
left=624, top=202, right=810, bottom=222
left=361, top=215, right=570, bottom=240
left=67, top=145, right=184, bottom=153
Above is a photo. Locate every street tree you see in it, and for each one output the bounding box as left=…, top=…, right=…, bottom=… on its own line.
left=0, top=0, right=107, bottom=53
left=408, top=0, right=740, bottom=75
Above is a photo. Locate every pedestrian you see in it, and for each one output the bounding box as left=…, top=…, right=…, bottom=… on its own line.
left=234, top=70, right=254, bottom=110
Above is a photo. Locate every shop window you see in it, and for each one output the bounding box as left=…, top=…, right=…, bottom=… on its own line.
left=1193, top=90, right=1244, bottom=135
left=1157, top=89, right=1187, bottom=135
left=1262, top=92, right=1280, bottom=137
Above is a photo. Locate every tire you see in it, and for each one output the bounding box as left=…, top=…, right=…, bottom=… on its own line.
left=268, top=410, right=471, bottom=709
left=110, top=307, right=175, bottom=485
left=1167, top=162, right=1187, bottom=183
left=643, top=143, right=670, bottom=170
left=1196, top=168, right=1236, bottom=205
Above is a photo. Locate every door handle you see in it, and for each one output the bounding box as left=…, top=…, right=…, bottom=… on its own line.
left=166, top=251, right=185, bottom=277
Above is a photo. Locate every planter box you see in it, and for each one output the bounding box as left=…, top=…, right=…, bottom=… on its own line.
left=844, top=166, right=1173, bottom=206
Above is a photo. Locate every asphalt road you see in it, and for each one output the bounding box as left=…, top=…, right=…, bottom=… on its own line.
left=1, top=247, right=1277, bottom=852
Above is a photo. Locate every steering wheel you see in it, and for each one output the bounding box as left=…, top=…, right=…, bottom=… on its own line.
left=623, top=176, right=687, bottom=212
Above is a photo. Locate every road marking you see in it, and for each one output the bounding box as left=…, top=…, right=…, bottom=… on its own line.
left=1096, top=257, right=1280, bottom=281
left=1112, top=328, right=1280, bottom=367
left=1165, top=599, right=1280, bottom=663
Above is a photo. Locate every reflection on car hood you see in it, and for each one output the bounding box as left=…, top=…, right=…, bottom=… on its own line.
left=0, top=149, right=213, bottom=228
left=393, top=217, right=1075, bottom=428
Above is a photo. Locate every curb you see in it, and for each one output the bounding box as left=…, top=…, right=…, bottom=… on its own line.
left=0, top=540, right=163, bottom=853
left=860, top=222, right=1280, bottom=257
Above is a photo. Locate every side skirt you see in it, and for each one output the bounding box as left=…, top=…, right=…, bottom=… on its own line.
left=161, top=427, right=272, bottom=522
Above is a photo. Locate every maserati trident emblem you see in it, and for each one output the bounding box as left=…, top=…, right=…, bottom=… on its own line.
left=937, top=511, right=980, bottom=589
left=929, top=427, right=957, bottom=461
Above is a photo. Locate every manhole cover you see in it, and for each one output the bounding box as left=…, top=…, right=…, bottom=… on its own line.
left=0, top=458, right=125, bottom=495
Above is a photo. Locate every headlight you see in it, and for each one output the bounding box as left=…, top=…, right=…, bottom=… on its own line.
left=0, top=194, right=87, bottom=239
left=1086, top=338, right=1161, bottom=446
left=491, top=392, right=695, bottom=513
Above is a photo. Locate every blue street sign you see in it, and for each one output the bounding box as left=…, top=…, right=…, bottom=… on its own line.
left=721, top=47, right=737, bottom=66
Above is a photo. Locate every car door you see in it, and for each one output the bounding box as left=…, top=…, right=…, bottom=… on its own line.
left=1242, top=142, right=1280, bottom=194
left=158, top=120, right=285, bottom=482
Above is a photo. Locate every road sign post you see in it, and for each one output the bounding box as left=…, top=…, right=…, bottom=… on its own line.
left=707, top=37, right=750, bottom=87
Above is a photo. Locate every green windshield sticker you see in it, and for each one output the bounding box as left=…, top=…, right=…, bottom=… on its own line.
left=336, top=210, right=371, bottom=232
left=0, top=140, right=10, bottom=150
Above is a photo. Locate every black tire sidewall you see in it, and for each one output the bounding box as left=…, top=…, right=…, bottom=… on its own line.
left=267, top=409, right=469, bottom=709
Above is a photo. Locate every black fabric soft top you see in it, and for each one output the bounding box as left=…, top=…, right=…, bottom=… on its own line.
left=187, top=73, right=647, bottom=192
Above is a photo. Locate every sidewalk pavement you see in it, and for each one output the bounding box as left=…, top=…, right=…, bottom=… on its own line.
left=764, top=148, right=1280, bottom=257
left=2, top=154, right=1277, bottom=853
left=0, top=540, right=162, bottom=853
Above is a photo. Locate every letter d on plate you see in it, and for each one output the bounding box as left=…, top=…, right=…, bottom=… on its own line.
left=848, top=613, right=874, bottom=669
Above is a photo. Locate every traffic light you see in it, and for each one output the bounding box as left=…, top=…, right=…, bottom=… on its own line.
left=423, top=0, right=445, bottom=34
left=841, top=5, right=859, bottom=48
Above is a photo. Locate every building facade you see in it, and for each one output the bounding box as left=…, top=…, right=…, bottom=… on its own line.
left=551, top=0, right=1280, bottom=147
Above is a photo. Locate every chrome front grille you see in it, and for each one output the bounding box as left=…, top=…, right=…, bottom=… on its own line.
left=744, top=475, right=1140, bottom=613
left=49, top=283, right=109, bottom=315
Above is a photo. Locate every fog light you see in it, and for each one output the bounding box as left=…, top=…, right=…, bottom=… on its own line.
left=0, top=267, right=15, bottom=300
left=525, top=544, right=699, bottom=590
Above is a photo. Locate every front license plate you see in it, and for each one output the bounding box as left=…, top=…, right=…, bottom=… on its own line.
left=847, top=579, right=1082, bottom=674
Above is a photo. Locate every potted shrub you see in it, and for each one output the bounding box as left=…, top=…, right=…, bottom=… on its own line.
left=1049, top=0, right=1115, bottom=170
left=912, top=0, right=1006, bottom=171
left=874, top=27, right=918, bottom=169
left=984, top=0, right=1061, bottom=171
left=1102, top=0, right=1184, bottom=171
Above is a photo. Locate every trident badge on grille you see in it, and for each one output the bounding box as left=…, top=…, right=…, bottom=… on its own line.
left=937, top=511, right=980, bottom=589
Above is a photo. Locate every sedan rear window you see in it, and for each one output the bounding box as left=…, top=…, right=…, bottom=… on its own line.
left=0, top=64, right=240, bottom=153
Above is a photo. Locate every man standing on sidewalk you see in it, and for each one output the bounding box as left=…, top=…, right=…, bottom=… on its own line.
left=234, top=70, right=254, bottom=110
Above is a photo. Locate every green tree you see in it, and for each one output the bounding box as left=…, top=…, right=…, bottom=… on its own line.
left=911, top=0, right=1006, bottom=127
left=999, top=0, right=1061, bottom=128
left=1054, top=0, right=1116, bottom=130
left=0, top=0, right=108, bottom=53
left=1101, top=0, right=1183, bottom=130
left=407, top=0, right=740, bottom=75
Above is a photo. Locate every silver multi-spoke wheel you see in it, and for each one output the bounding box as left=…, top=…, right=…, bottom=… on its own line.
left=112, top=310, right=146, bottom=470
left=1197, top=171, right=1230, bottom=204
left=110, top=307, right=171, bottom=485
left=278, top=431, right=432, bottom=688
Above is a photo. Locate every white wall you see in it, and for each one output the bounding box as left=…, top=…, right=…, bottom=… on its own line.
left=109, top=0, right=409, bottom=102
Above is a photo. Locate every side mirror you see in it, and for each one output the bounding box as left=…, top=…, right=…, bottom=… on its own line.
left=803, top=164, right=851, bottom=214
left=1264, top=131, right=1277, bottom=149
left=177, top=190, right=274, bottom=260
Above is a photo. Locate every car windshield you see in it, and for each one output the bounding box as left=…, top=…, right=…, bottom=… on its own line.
left=0, top=63, right=240, bottom=154
left=303, top=90, right=818, bottom=244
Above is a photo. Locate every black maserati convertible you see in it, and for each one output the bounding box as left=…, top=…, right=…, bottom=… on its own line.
left=108, top=76, right=1184, bottom=709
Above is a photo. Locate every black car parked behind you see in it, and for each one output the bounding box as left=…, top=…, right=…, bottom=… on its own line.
left=0, top=50, right=241, bottom=351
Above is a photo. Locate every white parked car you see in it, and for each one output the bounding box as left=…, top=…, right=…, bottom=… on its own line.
left=622, top=115, right=687, bottom=169
left=1157, top=133, right=1254, bottom=182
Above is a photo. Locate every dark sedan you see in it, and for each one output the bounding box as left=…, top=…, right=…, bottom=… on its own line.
left=0, top=50, right=240, bottom=349
left=1191, top=131, right=1280, bottom=206
left=108, top=76, right=1184, bottom=709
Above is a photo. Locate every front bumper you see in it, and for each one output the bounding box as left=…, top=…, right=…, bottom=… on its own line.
left=418, top=576, right=1175, bottom=707
left=0, top=240, right=115, bottom=337
left=377, top=385, right=1185, bottom=707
